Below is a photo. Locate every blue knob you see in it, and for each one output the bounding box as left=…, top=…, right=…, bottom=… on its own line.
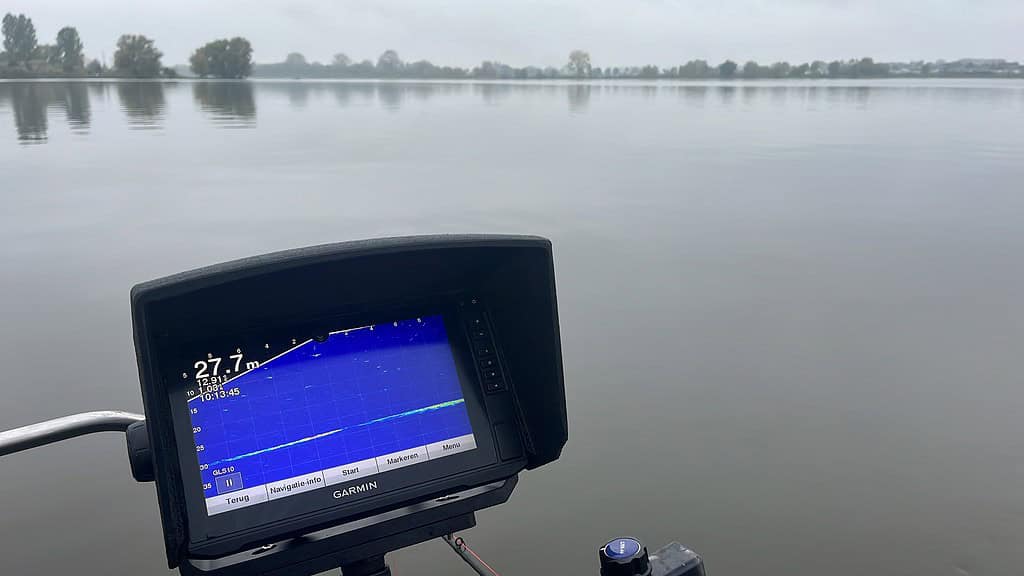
left=599, top=537, right=650, bottom=576
left=604, top=538, right=642, bottom=560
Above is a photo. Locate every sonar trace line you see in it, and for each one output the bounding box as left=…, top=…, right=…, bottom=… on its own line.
left=208, top=398, right=466, bottom=466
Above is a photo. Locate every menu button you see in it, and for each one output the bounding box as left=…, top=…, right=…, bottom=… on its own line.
left=426, top=434, right=477, bottom=459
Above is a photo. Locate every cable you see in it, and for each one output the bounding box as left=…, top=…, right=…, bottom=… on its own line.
left=443, top=533, right=502, bottom=576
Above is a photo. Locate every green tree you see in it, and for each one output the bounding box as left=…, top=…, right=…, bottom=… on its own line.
left=679, top=59, right=711, bottom=79
left=114, top=34, right=163, bottom=78
left=332, top=52, right=351, bottom=67
left=567, top=49, right=592, bottom=77
left=85, top=58, right=103, bottom=75
left=1, top=15, right=12, bottom=65
left=189, top=37, right=253, bottom=78
left=639, top=64, right=659, bottom=78
left=53, top=26, right=84, bottom=72
left=473, top=60, right=498, bottom=79
left=2, top=13, right=38, bottom=68
left=35, top=44, right=55, bottom=65
left=224, top=37, right=253, bottom=78
left=742, top=61, right=761, bottom=78
left=718, top=60, right=738, bottom=78
left=789, top=63, right=811, bottom=78
left=770, top=61, right=791, bottom=78
left=406, top=59, right=443, bottom=78
left=854, top=57, right=887, bottom=77
left=854, top=57, right=871, bottom=77
left=350, top=59, right=374, bottom=76
left=376, top=49, right=403, bottom=75
left=189, top=47, right=209, bottom=77
left=828, top=60, right=842, bottom=77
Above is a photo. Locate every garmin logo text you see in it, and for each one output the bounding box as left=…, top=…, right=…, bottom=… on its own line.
left=333, top=481, right=379, bottom=499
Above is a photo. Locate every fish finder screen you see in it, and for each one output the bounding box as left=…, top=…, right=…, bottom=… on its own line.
left=183, top=315, right=477, bottom=516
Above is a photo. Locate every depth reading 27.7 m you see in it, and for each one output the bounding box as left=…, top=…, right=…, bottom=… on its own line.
left=187, top=352, right=260, bottom=401
left=182, top=316, right=477, bottom=516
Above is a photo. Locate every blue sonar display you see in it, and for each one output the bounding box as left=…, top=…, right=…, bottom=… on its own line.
left=185, top=315, right=476, bottom=516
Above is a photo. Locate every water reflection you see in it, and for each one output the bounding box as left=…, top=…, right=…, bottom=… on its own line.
left=716, top=85, right=738, bottom=105
left=254, top=81, right=466, bottom=111
left=474, top=83, right=510, bottom=106
left=286, top=83, right=310, bottom=108
left=63, top=83, right=91, bottom=129
left=328, top=82, right=376, bottom=107
left=0, top=82, right=95, bottom=143
left=6, top=84, right=48, bottom=143
left=741, top=85, right=760, bottom=106
left=376, top=83, right=404, bottom=110
left=567, top=84, right=591, bottom=113
left=678, top=85, right=708, bottom=107
left=192, top=82, right=256, bottom=128
left=852, top=86, right=871, bottom=108
left=2, top=80, right=1023, bottom=144
left=117, top=82, right=166, bottom=129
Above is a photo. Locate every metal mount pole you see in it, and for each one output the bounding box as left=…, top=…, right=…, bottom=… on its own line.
left=0, top=411, right=145, bottom=457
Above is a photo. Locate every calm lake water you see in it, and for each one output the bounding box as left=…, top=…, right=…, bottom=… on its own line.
left=2, top=79, right=1024, bottom=576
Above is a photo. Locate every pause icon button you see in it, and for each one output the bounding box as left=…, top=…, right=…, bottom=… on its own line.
left=216, top=472, right=244, bottom=495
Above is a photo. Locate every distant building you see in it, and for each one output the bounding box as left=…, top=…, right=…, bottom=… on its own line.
left=940, top=59, right=1020, bottom=75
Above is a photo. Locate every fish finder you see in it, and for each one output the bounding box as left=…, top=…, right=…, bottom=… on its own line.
left=127, top=235, right=567, bottom=575
left=0, top=234, right=706, bottom=576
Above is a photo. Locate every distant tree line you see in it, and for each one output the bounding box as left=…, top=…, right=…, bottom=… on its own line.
left=3, top=19, right=1020, bottom=82
left=252, top=49, right=1022, bottom=80
left=0, top=11, right=230, bottom=79
left=252, top=50, right=468, bottom=79
left=3, top=13, right=88, bottom=75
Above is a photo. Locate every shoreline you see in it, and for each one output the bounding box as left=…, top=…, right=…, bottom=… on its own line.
left=2, top=75, right=1024, bottom=84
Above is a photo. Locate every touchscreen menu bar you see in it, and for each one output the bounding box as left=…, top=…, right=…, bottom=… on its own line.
left=206, top=433, right=476, bottom=515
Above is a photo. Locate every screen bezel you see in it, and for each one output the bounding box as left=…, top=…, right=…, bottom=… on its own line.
left=163, top=300, right=505, bottom=551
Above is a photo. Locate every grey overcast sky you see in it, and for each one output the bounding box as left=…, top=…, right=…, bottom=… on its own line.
left=6, top=0, right=1022, bottom=67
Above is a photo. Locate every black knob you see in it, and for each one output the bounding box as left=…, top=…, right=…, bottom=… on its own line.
left=599, top=537, right=651, bottom=576
left=126, top=421, right=154, bottom=482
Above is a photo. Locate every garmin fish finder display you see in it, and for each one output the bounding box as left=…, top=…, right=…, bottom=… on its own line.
left=184, top=315, right=476, bottom=516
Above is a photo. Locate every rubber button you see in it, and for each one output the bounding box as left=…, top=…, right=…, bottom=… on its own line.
left=493, top=422, right=523, bottom=461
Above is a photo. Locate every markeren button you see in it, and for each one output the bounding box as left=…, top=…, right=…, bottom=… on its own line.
left=376, top=445, right=429, bottom=473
